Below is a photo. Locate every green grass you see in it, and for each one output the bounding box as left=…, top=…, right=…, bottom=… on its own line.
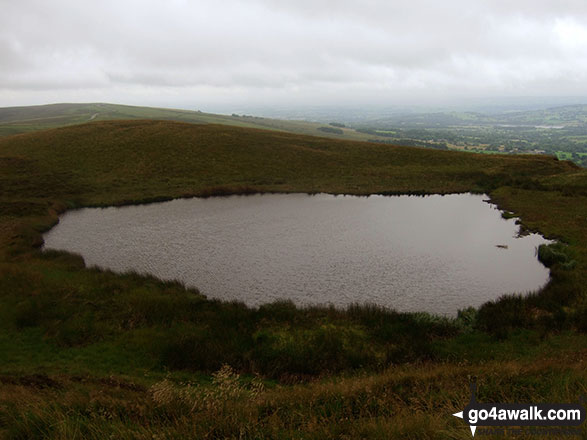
left=555, top=151, right=587, bottom=160
left=1, top=119, right=586, bottom=438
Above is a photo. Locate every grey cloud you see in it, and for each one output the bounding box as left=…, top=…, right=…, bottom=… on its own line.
left=1, top=0, right=587, bottom=107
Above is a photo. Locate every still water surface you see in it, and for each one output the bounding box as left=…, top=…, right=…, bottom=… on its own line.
left=43, top=193, right=551, bottom=315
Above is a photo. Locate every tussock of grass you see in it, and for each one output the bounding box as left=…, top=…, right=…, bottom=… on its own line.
left=538, top=242, right=577, bottom=269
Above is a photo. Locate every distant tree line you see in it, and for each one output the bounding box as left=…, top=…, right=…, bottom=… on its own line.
left=368, top=138, right=449, bottom=150
left=318, top=126, right=344, bottom=135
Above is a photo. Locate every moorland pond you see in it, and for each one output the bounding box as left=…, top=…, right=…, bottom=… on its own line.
left=43, top=193, right=551, bottom=316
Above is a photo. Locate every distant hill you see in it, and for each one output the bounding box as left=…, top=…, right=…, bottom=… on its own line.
left=0, top=102, right=384, bottom=143
left=495, top=105, right=587, bottom=126
left=362, top=105, right=587, bottom=128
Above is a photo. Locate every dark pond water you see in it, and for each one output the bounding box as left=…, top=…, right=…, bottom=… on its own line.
left=42, top=193, right=551, bottom=315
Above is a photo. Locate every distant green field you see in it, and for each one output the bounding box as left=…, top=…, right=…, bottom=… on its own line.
left=556, top=151, right=587, bottom=167
left=565, top=135, right=587, bottom=142
left=556, top=151, right=587, bottom=159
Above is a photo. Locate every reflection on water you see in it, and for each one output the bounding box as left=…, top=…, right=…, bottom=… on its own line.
left=43, top=193, right=551, bottom=315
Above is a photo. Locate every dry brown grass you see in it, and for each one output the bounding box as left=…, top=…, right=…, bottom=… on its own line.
left=2, top=354, right=585, bottom=439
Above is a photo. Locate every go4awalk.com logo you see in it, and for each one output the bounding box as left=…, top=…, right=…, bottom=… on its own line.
left=453, top=382, right=585, bottom=437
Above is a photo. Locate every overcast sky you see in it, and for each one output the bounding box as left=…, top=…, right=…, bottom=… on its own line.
left=2, top=0, right=587, bottom=111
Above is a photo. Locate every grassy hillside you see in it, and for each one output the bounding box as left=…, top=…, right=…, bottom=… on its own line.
left=1, top=120, right=586, bottom=439
left=0, top=102, right=382, bottom=143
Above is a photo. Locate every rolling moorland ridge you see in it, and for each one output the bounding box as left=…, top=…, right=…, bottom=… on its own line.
left=0, top=102, right=386, bottom=143
left=2, top=102, right=586, bottom=167
left=0, top=112, right=586, bottom=438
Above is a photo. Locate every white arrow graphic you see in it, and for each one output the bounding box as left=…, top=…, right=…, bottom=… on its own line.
left=453, top=411, right=477, bottom=437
